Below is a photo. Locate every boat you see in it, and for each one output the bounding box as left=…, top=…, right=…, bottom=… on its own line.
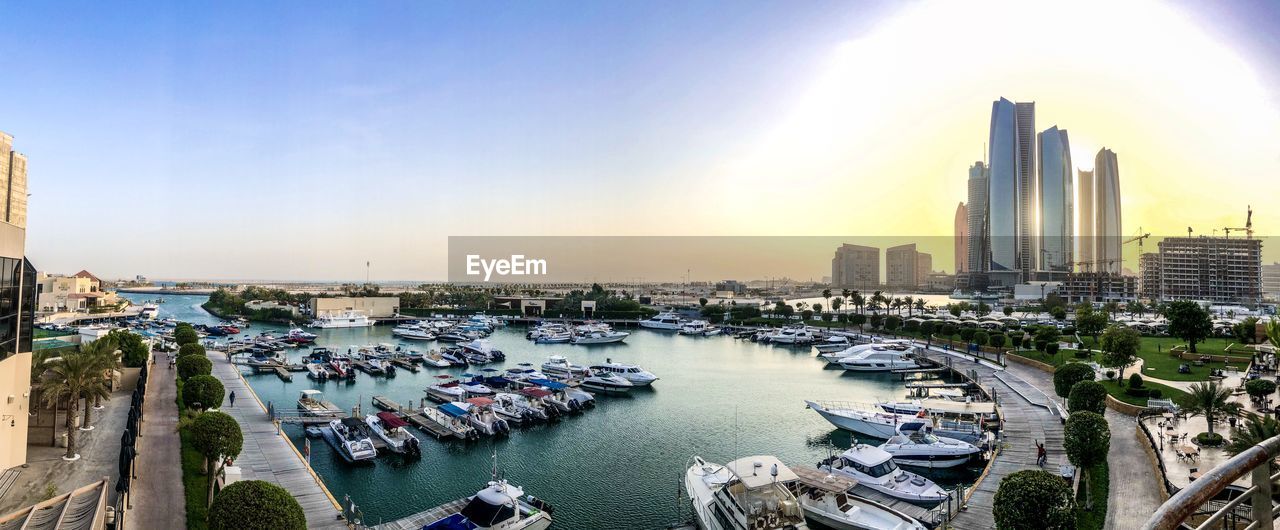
left=782, top=467, right=925, bottom=530
left=678, top=320, right=712, bottom=335
left=139, top=303, right=160, bottom=320
left=463, top=339, right=507, bottom=362
left=837, top=346, right=919, bottom=372
left=818, top=444, right=949, bottom=506
left=440, top=348, right=470, bottom=366
left=766, top=326, right=816, bottom=345
left=437, top=330, right=473, bottom=342
left=580, top=371, right=634, bottom=393
left=329, top=356, right=356, bottom=380
left=306, top=362, right=330, bottom=381
left=495, top=392, right=553, bottom=422
left=419, top=404, right=479, bottom=440
left=308, top=310, right=376, bottom=329
left=878, top=420, right=981, bottom=469
left=297, top=389, right=343, bottom=417
left=534, top=330, right=572, bottom=344
left=366, top=412, right=422, bottom=456
left=813, top=336, right=852, bottom=354
left=587, top=359, right=658, bottom=386
left=440, top=400, right=511, bottom=436
left=571, top=329, right=630, bottom=345
left=514, top=388, right=561, bottom=418
left=540, top=355, right=588, bottom=378
left=526, top=379, right=592, bottom=412
left=804, top=401, right=986, bottom=444
left=818, top=341, right=914, bottom=364
left=684, top=455, right=809, bottom=529
left=392, top=324, right=436, bottom=341
left=422, top=350, right=453, bottom=368
left=322, top=417, right=378, bottom=463
left=284, top=325, right=318, bottom=344
left=639, top=310, right=684, bottom=331
left=420, top=479, right=553, bottom=530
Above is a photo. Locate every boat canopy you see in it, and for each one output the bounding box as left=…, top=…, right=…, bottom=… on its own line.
left=466, top=397, right=495, bottom=407
left=519, top=388, right=552, bottom=398
left=528, top=379, right=567, bottom=389
left=484, top=377, right=514, bottom=385
left=438, top=403, right=469, bottom=418
left=300, top=389, right=323, bottom=397
left=790, top=465, right=858, bottom=492
left=340, top=417, right=364, bottom=429
left=725, top=455, right=800, bottom=489
left=919, top=399, right=996, bottom=415
left=375, top=411, right=409, bottom=428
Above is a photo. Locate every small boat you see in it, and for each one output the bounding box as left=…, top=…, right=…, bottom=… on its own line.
left=309, top=311, right=376, bottom=329
left=685, top=455, right=809, bottom=529
left=571, top=329, right=629, bottom=344
left=678, top=320, right=712, bottom=335
left=306, top=362, right=330, bottom=381
left=813, top=336, right=852, bottom=353
left=580, top=371, right=634, bottom=393
left=534, top=331, right=572, bottom=344
left=419, top=405, right=479, bottom=440
left=392, top=324, right=436, bottom=341
left=440, top=400, right=510, bottom=436
left=420, top=479, right=553, bottom=530
left=462, top=339, right=506, bottom=362
left=322, top=417, right=378, bottom=463
left=437, top=330, right=472, bottom=342
left=818, top=445, right=949, bottom=506
left=783, top=466, right=925, bottom=530
left=297, top=389, right=343, bottom=417
left=495, top=392, right=553, bottom=422
left=878, top=420, right=981, bottom=469
left=426, top=377, right=468, bottom=403
left=365, top=412, right=422, bottom=456
left=421, top=350, right=452, bottom=368
left=837, top=346, right=918, bottom=372
left=587, top=359, right=658, bottom=386
left=329, top=356, right=356, bottom=379
left=767, top=326, right=816, bottom=345
left=540, top=355, right=588, bottom=378
left=639, top=310, right=684, bottom=330
left=285, top=325, right=318, bottom=344
left=440, top=348, right=470, bottom=366
left=526, top=379, right=593, bottom=412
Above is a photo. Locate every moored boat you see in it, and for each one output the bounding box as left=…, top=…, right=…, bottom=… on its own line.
left=419, top=479, right=553, bottom=530
left=684, top=455, right=809, bottom=529
left=783, top=466, right=926, bottom=530
left=817, top=445, right=949, bottom=506
left=366, top=412, right=422, bottom=456
left=321, top=417, right=378, bottom=463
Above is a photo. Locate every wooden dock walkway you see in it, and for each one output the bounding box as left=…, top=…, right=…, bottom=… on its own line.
left=371, top=396, right=455, bottom=440
left=369, top=497, right=469, bottom=529
left=209, top=353, right=347, bottom=529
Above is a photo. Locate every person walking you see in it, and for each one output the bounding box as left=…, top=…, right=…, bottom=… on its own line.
left=228, top=391, right=236, bottom=408
left=1036, top=441, right=1047, bottom=466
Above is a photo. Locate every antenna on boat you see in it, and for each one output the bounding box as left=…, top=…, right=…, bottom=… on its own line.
left=490, top=447, right=500, bottom=483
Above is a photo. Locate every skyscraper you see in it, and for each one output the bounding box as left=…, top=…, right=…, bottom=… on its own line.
left=1015, top=101, right=1037, bottom=276
left=1095, top=148, right=1122, bottom=273
left=1076, top=169, right=1095, bottom=270
left=887, top=244, right=924, bottom=289
left=954, top=202, right=968, bottom=274
left=965, top=161, right=988, bottom=276
left=986, top=98, right=1028, bottom=286
left=1037, top=126, right=1072, bottom=272
left=831, top=244, right=879, bottom=289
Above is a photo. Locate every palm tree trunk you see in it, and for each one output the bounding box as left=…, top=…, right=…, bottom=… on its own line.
left=82, top=396, right=93, bottom=429
left=65, top=402, right=78, bottom=459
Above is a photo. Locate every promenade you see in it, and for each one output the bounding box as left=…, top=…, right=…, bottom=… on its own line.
left=126, top=360, right=184, bottom=530
left=208, top=353, right=347, bottom=530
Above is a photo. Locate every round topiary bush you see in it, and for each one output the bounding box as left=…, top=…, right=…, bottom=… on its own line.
left=207, top=480, right=304, bottom=530
left=992, top=469, right=1077, bottom=530
left=1045, top=342, right=1059, bottom=356
left=183, top=375, right=225, bottom=411
left=179, top=343, right=207, bottom=358
left=1245, top=379, right=1277, bottom=399
left=174, top=326, right=199, bottom=346
left=1148, top=388, right=1163, bottom=399
left=1128, top=373, right=1144, bottom=389
left=178, top=355, right=213, bottom=381
left=1195, top=432, right=1224, bottom=447
left=1068, top=380, right=1108, bottom=415
left=1053, top=363, right=1096, bottom=399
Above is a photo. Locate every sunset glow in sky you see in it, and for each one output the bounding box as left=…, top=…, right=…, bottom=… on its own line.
left=3, top=0, right=1279, bottom=280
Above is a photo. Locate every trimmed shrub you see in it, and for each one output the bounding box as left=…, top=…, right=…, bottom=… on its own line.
left=992, top=469, right=1077, bottom=530
left=1068, top=380, right=1108, bottom=414
left=208, top=480, right=303, bottom=530
left=178, top=355, right=213, bottom=381
left=1045, top=343, right=1059, bottom=356
left=973, top=331, right=990, bottom=346
left=1148, top=388, right=1163, bottom=399
left=1124, top=387, right=1150, bottom=398
left=182, top=375, right=225, bottom=411
left=1195, top=432, right=1224, bottom=446
left=1245, top=379, right=1277, bottom=399
left=959, top=327, right=976, bottom=342
left=179, top=343, right=207, bottom=359
left=1073, top=349, right=1090, bottom=358
left=174, top=326, right=199, bottom=346
left=989, top=334, right=1007, bottom=348
left=1053, top=363, right=1096, bottom=399
left=1128, top=373, right=1144, bottom=389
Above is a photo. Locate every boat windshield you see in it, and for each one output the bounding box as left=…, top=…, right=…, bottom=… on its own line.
left=864, top=459, right=898, bottom=477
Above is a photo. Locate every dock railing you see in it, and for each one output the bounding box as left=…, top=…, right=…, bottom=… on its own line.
left=1141, top=433, right=1280, bottom=530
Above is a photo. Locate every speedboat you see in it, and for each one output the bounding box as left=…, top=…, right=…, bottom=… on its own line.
left=526, top=379, right=593, bottom=412
left=781, top=467, right=925, bottom=530
left=514, top=388, right=561, bottom=419
left=420, top=479, right=553, bottom=530
left=426, top=377, right=468, bottom=403
left=462, top=339, right=506, bottom=362
left=678, top=320, right=712, bottom=335
left=437, top=329, right=472, bottom=342
left=440, top=400, right=511, bottom=436
left=495, top=392, right=552, bottom=422
left=639, top=310, right=684, bottom=331
left=580, top=372, right=634, bottom=393
left=878, top=420, right=981, bottom=469
left=440, top=348, right=470, bottom=366
left=392, top=324, right=436, bottom=341
left=836, top=346, right=918, bottom=372
left=540, top=355, right=588, bottom=378
left=365, top=412, right=422, bottom=457
left=572, top=329, right=629, bottom=344
left=285, top=325, right=318, bottom=344
left=322, top=418, right=378, bottom=463
left=329, top=356, right=356, bottom=379
left=421, top=350, right=453, bottom=368
left=587, top=359, right=658, bottom=386
left=459, top=378, right=497, bottom=397
left=685, top=455, right=809, bottom=529
left=818, top=444, right=949, bottom=506
left=306, top=362, right=330, bottom=381
left=818, top=340, right=915, bottom=364
left=419, top=405, right=479, bottom=440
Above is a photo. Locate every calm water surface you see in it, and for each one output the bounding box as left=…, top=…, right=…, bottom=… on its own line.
left=122, top=293, right=974, bottom=529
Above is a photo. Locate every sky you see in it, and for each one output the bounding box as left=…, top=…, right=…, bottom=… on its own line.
left=3, top=0, right=1279, bottom=281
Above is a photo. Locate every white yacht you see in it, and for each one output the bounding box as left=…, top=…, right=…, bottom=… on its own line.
left=419, top=479, right=553, bottom=530
left=462, top=339, right=506, bottom=362
left=836, top=346, right=918, bottom=372
left=365, top=412, right=422, bottom=456
left=818, top=444, right=949, bottom=506
left=639, top=310, right=684, bottom=331
left=495, top=392, right=552, bottom=421
left=392, top=324, right=436, bottom=341
left=323, top=417, right=378, bottom=463
left=421, top=350, right=453, bottom=368
left=442, top=400, right=511, bottom=436
left=818, top=340, right=915, bottom=364
left=685, top=455, right=809, bottom=529
left=540, top=355, right=588, bottom=378
left=812, top=336, right=851, bottom=354
left=878, top=421, right=981, bottom=469
left=309, top=311, right=376, bottom=329
left=782, top=467, right=926, bottom=530
left=139, top=303, right=160, bottom=320
left=767, top=327, right=815, bottom=345
left=587, top=360, right=658, bottom=386
left=679, top=320, right=712, bottom=335
left=580, top=372, right=634, bottom=393
left=572, top=329, right=630, bottom=344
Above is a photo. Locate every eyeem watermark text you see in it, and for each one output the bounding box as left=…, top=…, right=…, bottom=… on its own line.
left=465, top=254, right=548, bottom=281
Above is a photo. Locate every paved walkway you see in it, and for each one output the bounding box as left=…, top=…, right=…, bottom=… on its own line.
left=126, top=362, right=185, bottom=530
left=209, top=354, right=347, bottom=529
left=1105, top=413, right=1164, bottom=529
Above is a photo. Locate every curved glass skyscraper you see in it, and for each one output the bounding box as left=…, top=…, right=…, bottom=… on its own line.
left=1038, top=126, right=1072, bottom=272
left=1095, top=148, right=1122, bottom=273
left=987, top=98, right=1020, bottom=275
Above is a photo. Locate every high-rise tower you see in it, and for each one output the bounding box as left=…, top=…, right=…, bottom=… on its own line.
left=1037, top=126, right=1072, bottom=272
left=965, top=161, right=988, bottom=276
left=1076, top=169, right=1095, bottom=270
left=1095, top=148, right=1122, bottom=273
left=954, top=202, right=968, bottom=274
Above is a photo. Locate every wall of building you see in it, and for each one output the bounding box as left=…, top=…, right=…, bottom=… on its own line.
left=309, top=296, right=400, bottom=318
left=0, top=352, right=31, bottom=470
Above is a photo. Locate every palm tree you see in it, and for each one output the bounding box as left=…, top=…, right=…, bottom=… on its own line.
left=851, top=291, right=864, bottom=315
left=841, top=289, right=851, bottom=313
left=904, top=296, right=915, bottom=317
left=914, top=298, right=927, bottom=315
left=1180, top=381, right=1243, bottom=439
left=1225, top=415, right=1280, bottom=456
left=821, top=289, right=831, bottom=316
left=79, top=338, right=120, bottom=428
left=41, top=352, right=110, bottom=460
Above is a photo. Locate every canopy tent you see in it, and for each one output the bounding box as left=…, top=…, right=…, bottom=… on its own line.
left=528, top=379, right=567, bottom=389
left=376, top=411, right=409, bottom=429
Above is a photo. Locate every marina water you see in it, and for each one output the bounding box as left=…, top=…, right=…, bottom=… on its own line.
left=124, top=293, right=977, bottom=529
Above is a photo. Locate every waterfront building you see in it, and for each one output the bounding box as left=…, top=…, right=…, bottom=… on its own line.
left=831, top=244, right=879, bottom=290
left=714, top=279, right=747, bottom=295
left=0, top=131, right=35, bottom=471
left=954, top=202, right=968, bottom=274
left=36, top=270, right=120, bottom=314
left=1076, top=169, right=1095, bottom=271
left=245, top=299, right=300, bottom=315
left=1094, top=148, right=1123, bottom=273
left=1264, top=262, right=1280, bottom=302
left=1037, top=126, right=1073, bottom=272
left=1145, top=236, right=1262, bottom=304
left=986, top=98, right=1034, bottom=287
left=916, top=252, right=932, bottom=288
left=1056, top=272, right=1138, bottom=304
left=886, top=243, right=927, bottom=290
left=308, top=296, right=401, bottom=318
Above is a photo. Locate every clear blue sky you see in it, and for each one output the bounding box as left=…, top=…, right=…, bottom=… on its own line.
left=3, top=1, right=1278, bottom=281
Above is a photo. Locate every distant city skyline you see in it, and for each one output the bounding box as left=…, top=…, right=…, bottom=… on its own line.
left=3, top=0, right=1279, bottom=280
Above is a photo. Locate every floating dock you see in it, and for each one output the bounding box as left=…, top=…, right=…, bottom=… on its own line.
left=273, top=366, right=293, bottom=381
left=369, top=395, right=455, bottom=439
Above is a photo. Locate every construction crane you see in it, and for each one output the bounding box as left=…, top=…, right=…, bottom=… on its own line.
left=1124, top=228, right=1152, bottom=253
left=1223, top=205, right=1254, bottom=239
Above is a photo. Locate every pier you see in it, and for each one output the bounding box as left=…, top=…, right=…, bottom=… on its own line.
left=368, top=498, right=469, bottom=530
left=370, top=396, right=455, bottom=440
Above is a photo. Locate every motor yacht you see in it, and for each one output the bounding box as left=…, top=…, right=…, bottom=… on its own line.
left=878, top=421, right=981, bottom=469
left=572, top=329, right=630, bottom=344
left=308, top=311, right=376, bottom=329
left=441, top=399, right=511, bottom=436
left=782, top=466, right=926, bottom=530
left=639, top=310, right=684, bottom=331
left=495, top=392, right=553, bottom=421
left=421, top=350, right=453, bottom=368
left=392, top=324, right=436, bottom=341
left=767, top=326, right=815, bottom=345
left=836, top=346, right=918, bottom=372
left=437, top=329, right=473, bottom=342
left=540, top=355, right=588, bottom=378
left=526, top=379, right=593, bottom=412
left=678, top=320, right=712, bottom=335
left=463, top=339, right=507, bottom=362
left=580, top=372, right=634, bottom=393
left=684, top=455, right=809, bottom=529
left=365, top=412, right=422, bottom=456
left=818, top=340, right=915, bottom=364
left=139, top=303, right=160, bottom=320
left=322, top=417, right=378, bottom=463
left=534, top=331, right=572, bottom=344
left=818, top=445, right=948, bottom=506
left=804, top=401, right=985, bottom=444
left=420, top=479, right=553, bottom=530
left=587, top=359, right=658, bottom=386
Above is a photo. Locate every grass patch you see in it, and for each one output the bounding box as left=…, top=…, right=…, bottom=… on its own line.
left=1098, top=379, right=1190, bottom=407
left=175, top=378, right=209, bottom=530
left=1076, top=336, right=1244, bottom=382
left=1076, top=462, right=1110, bottom=530
left=1009, top=350, right=1067, bottom=368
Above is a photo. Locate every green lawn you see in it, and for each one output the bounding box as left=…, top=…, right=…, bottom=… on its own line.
left=1076, top=463, right=1109, bottom=530
left=1098, top=379, right=1190, bottom=407
left=1075, top=336, right=1247, bottom=382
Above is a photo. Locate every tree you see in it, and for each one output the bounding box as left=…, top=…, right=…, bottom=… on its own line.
left=821, top=289, right=831, bottom=314
left=990, top=334, right=1008, bottom=349
left=976, top=301, right=992, bottom=317
left=850, top=313, right=867, bottom=331
left=1064, top=411, right=1111, bottom=508
left=190, top=411, right=244, bottom=507
left=1003, top=306, right=1014, bottom=316
left=1050, top=305, right=1067, bottom=321
left=698, top=297, right=707, bottom=307
left=183, top=375, right=226, bottom=411
left=973, top=330, right=990, bottom=347
left=1053, top=363, right=1096, bottom=399
left=812, top=303, right=823, bottom=314
left=174, top=326, right=199, bottom=346
left=949, top=304, right=962, bottom=318
left=1099, top=324, right=1141, bottom=379
left=1128, top=373, right=1144, bottom=388
left=107, top=330, right=150, bottom=368
left=903, top=319, right=921, bottom=333
left=179, top=343, right=207, bottom=358
left=992, top=469, right=1076, bottom=530
left=1179, top=381, right=1243, bottom=441
left=830, top=297, right=843, bottom=313
left=178, top=355, right=213, bottom=381
left=1165, top=300, right=1212, bottom=353
left=1129, top=300, right=1147, bottom=318
left=1067, top=380, right=1107, bottom=414
left=1234, top=317, right=1260, bottom=344
left=884, top=316, right=901, bottom=334
left=41, top=352, right=110, bottom=460
left=1244, top=379, right=1277, bottom=401
left=78, top=338, right=121, bottom=428
left=1267, top=319, right=1280, bottom=349
left=1225, top=416, right=1280, bottom=456
left=959, top=327, right=976, bottom=342
left=1075, top=305, right=1107, bottom=347
left=208, top=480, right=306, bottom=530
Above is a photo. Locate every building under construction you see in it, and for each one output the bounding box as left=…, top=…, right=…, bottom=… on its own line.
left=1056, top=272, right=1138, bottom=304
left=1139, top=236, right=1263, bottom=305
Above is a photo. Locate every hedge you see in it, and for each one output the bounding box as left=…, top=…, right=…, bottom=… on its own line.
left=207, top=480, right=306, bottom=530
left=178, top=355, right=213, bottom=381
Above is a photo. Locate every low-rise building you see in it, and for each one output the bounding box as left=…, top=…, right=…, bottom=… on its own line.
left=36, top=270, right=121, bottom=313
left=308, top=296, right=401, bottom=318
left=1056, top=272, right=1138, bottom=304
left=1264, top=262, right=1280, bottom=302
left=245, top=300, right=300, bottom=316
